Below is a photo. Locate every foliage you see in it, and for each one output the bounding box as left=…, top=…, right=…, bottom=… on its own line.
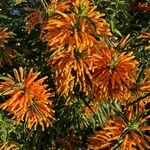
left=0, top=0, right=150, bottom=149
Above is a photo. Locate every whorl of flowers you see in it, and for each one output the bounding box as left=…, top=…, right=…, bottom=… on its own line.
left=92, top=47, right=139, bottom=100
left=48, top=43, right=105, bottom=98
left=0, top=67, right=54, bottom=130
left=41, top=0, right=111, bottom=53
left=87, top=106, right=150, bottom=149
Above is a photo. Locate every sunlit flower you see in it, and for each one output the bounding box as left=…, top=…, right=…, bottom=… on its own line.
left=0, top=67, right=54, bottom=130
left=0, top=143, right=20, bottom=150
left=49, top=49, right=92, bottom=97
left=46, top=0, right=71, bottom=15
left=88, top=106, right=150, bottom=149
left=48, top=43, right=106, bottom=100
left=41, top=0, right=111, bottom=53
left=92, top=47, right=138, bottom=100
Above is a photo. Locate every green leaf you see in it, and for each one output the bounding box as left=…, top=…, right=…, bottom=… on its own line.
left=0, top=76, right=14, bottom=82
left=114, top=29, right=123, bottom=37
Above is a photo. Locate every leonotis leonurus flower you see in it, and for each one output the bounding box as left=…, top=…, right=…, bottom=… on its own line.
left=92, top=47, right=139, bottom=100
left=0, top=143, right=20, bottom=150
left=41, top=0, right=111, bottom=53
left=0, top=27, right=14, bottom=48
left=56, top=131, right=81, bottom=150
left=48, top=43, right=106, bottom=99
left=0, top=27, right=14, bottom=66
left=0, top=47, right=14, bottom=67
left=87, top=106, right=150, bottom=149
left=133, top=2, right=150, bottom=12
left=24, top=8, right=44, bottom=34
left=138, top=32, right=150, bottom=50
left=0, top=67, right=54, bottom=130
left=128, top=68, right=150, bottom=96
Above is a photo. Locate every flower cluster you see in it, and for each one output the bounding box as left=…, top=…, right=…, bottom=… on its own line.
left=88, top=106, right=150, bottom=149
left=39, top=0, right=111, bottom=99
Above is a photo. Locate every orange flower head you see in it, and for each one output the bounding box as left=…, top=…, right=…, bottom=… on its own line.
left=0, top=27, right=14, bottom=48
left=121, top=68, right=150, bottom=110
left=134, top=2, right=150, bottom=12
left=0, top=27, right=14, bottom=67
left=138, top=32, right=150, bottom=49
left=88, top=106, right=150, bottom=149
left=0, top=67, right=54, bottom=130
left=48, top=43, right=106, bottom=101
left=0, top=143, right=20, bottom=150
left=92, top=47, right=138, bottom=100
left=46, top=0, right=71, bottom=15
left=0, top=47, right=14, bottom=67
left=145, top=68, right=150, bottom=79
left=24, top=8, right=44, bottom=34
left=138, top=69, right=150, bottom=92
left=41, top=0, right=111, bottom=53
left=130, top=68, right=150, bottom=95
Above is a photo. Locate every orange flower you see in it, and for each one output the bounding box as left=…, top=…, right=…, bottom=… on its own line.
left=49, top=48, right=92, bottom=97
left=48, top=43, right=106, bottom=100
left=41, top=0, right=111, bottom=53
left=92, top=47, right=138, bottom=100
left=0, top=143, right=20, bottom=150
left=134, top=2, right=150, bottom=12
left=121, top=68, right=150, bottom=111
left=138, top=32, right=150, bottom=39
left=142, top=69, right=150, bottom=93
left=56, top=131, right=81, bottom=150
left=47, top=0, right=71, bottom=14
left=0, top=27, right=14, bottom=67
left=138, top=32, right=150, bottom=49
left=132, top=68, right=150, bottom=93
left=0, top=67, right=54, bottom=130
left=0, top=27, right=14, bottom=48
left=0, top=47, right=14, bottom=67
left=24, top=8, right=44, bottom=34
left=88, top=106, right=150, bottom=149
